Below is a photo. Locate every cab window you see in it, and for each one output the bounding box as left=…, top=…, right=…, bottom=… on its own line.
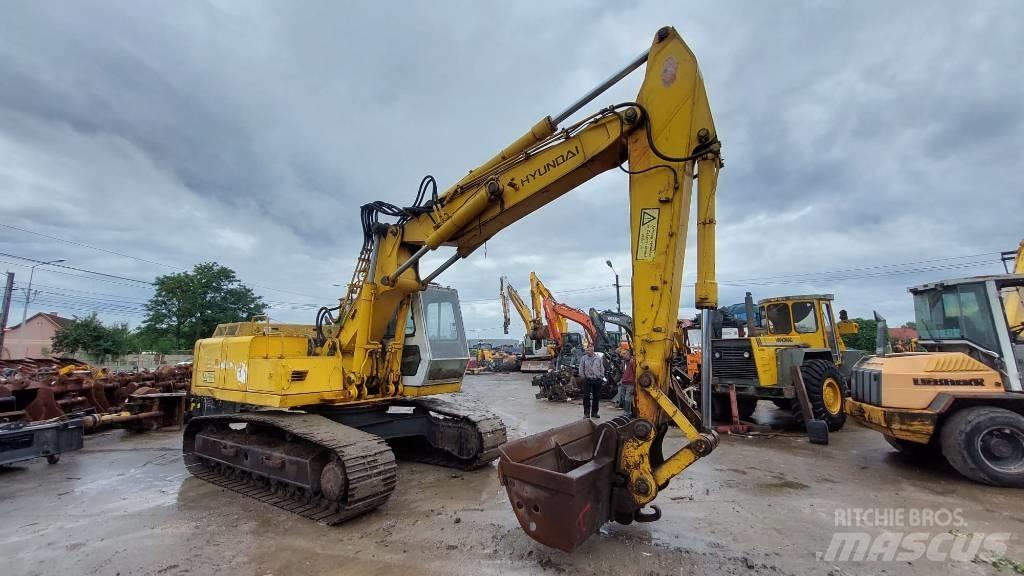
left=384, top=307, right=415, bottom=338
left=426, top=300, right=458, bottom=340
left=766, top=303, right=793, bottom=334
left=793, top=302, right=818, bottom=333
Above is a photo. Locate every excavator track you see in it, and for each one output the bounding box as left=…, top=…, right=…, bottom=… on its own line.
left=398, top=393, right=507, bottom=469
left=183, top=412, right=397, bottom=524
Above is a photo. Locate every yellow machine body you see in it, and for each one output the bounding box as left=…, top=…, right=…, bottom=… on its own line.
left=845, top=352, right=1004, bottom=443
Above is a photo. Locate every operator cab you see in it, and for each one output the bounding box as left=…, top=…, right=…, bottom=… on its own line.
left=756, top=294, right=856, bottom=359
left=386, top=285, right=471, bottom=391
left=909, top=274, right=1024, bottom=391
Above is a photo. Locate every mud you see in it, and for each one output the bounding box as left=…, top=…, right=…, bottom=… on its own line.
left=1, top=372, right=1020, bottom=575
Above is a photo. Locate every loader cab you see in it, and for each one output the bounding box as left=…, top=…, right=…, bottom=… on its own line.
left=390, top=285, right=470, bottom=393
left=909, top=275, right=1024, bottom=391
left=757, top=295, right=853, bottom=360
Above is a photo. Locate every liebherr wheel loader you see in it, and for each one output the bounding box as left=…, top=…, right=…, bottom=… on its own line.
left=847, top=242, right=1024, bottom=487
left=185, top=26, right=724, bottom=552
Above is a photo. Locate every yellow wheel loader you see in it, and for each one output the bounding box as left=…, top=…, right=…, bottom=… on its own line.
left=847, top=242, right=1024, bottom=487
left=707, top=294, right=861, bottom=429
left=185, top=26, right=725, bottom=551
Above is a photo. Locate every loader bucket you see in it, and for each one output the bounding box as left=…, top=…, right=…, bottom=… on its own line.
left=497, top=418, right=619, bottom=552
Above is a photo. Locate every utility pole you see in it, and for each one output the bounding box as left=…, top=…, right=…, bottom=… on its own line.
left=18, top=258, right=64, bottom=358
left=0, top=272, right=13, bottom=359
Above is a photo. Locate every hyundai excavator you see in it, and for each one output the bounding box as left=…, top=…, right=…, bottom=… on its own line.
left=184, top=26, right=722, bottom=552
left=501, top=276, right=556, bottom=372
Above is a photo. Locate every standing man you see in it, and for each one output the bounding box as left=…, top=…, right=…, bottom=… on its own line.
left=619, top=348, right=636, bottom=417
left=578, top=345, right=605, bottom=419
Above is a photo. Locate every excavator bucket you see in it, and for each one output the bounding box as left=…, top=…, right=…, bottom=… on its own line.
left=497, top=418, right=620, bottom=552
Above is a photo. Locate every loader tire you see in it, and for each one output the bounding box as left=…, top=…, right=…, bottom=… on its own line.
left=793, top=360, right=848, bottom=432
left=884, top=435, right=939, bottom=461
left=940, top=407, right=1024, bottom=488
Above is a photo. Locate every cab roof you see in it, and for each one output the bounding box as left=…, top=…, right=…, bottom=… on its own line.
left=909, top=273, right=1024, bottom=293
left=757, top=294, right=834, bottom=305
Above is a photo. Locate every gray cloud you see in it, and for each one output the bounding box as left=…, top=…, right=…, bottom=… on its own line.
left=1, top=0, right=1021, bottom=341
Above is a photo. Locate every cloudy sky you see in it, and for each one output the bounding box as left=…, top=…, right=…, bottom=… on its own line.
left=2, top=1, right=1022, bottom=341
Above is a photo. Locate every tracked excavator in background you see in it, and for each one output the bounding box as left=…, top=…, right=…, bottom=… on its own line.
left=500, top=276, right=556, bottom=372
left=184, top=26, right=722, bottom=552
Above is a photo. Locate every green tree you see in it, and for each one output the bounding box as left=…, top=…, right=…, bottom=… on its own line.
left=139, top=262, right=265, bottom=349
left=901, top=321, right=917, bottom=330
left=51, top=313, right=134, bottom=360
left=841, top=317, right=879, bottom=352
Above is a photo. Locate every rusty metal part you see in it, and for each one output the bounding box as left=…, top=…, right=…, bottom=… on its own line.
left=532, top=368, right=580, bottom=402
left=0, top=361, right=189, bottom=433
left=498, top=418, right=617, bottom=552
left=713, top=384, right=770, bottom=435
left=497, top=416, right=659, bottom=552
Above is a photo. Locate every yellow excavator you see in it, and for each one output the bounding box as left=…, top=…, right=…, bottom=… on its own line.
left=500, top=276, right=556, bottom=372
left=846, top=241, right=1024, bottom=487
left=184, top=26, right=722, bottom=551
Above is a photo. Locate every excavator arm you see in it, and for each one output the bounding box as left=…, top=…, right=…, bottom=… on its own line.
left=550, top=300, right=599, bottom=346
left=500, top=278, right=511, bottom=335
left=320, top=26, right=720, bottom=550
left=502, top=276, right=542, bottom=337
left=529, top=272, right=567, bottom=342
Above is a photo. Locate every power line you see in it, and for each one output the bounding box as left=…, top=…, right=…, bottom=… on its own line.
left=0, top=258, right=158, bottom=289
left=27, top=283, right=152, bottom=303
left=722, top=252, right=1000, bottom=283
left=0, top=223, right=182, bottom=269
left=0, top=251, right=154, bottom=285
left=1, top=224, right=328, bottom=301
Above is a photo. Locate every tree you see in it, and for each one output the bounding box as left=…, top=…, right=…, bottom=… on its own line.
left=840, top=317, right=879, bottom=352
left=51, top=313, right=135, bottom=360
left=139, top=262, right=265, bottom=350
left=901, top=321, right=917, bottom=330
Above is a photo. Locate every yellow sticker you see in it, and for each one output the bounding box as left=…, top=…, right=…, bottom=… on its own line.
left=636, top=208, right=659, bottom=261
left=202, top=371, right=215, bottom=383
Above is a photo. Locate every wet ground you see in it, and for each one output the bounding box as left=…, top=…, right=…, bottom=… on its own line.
left=1, top=372, right=1021, bottom=576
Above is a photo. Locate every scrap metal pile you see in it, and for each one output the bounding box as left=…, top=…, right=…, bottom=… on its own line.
left=0, top=359, right=189, bottom=431
left=532, top=353, right=620, bottom=402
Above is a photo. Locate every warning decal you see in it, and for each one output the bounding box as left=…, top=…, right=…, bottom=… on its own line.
left=636, top=208, right=660, bottom=261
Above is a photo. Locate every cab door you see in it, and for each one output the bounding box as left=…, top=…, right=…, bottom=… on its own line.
left=821, top=301, right=841, bottom=362
left=401, top=286, right=470, bottom=391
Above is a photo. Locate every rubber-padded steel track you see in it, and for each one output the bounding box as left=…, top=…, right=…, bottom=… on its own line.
left=401, top=393, right=507, bottom=469
left=183, top=412, right=397, bottom=524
